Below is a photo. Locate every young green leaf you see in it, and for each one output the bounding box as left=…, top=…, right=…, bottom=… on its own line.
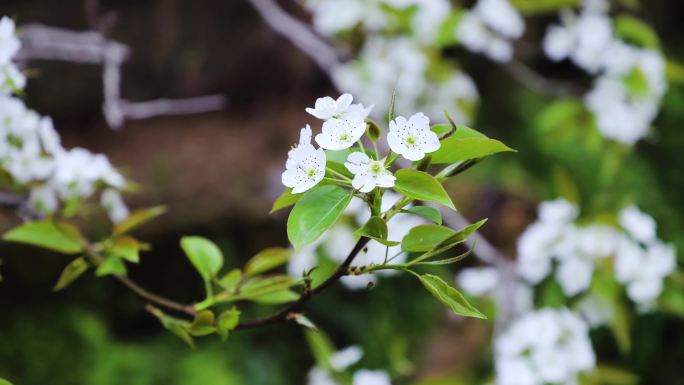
left=614, top=15, right=660, bottom=49
left=110, top=236, right=140, bottom=263
left=180, top=236, right=224, bottom=281
left=249, top=289, right=300, bottom=304
left=401, top=225, right=455, bottom=252
left=393, top=170, right=455, bottom=210
left=270, top=188, right=301, bottom=214
left=188, top=310, right=217, bottom=337
left=293, top=313, right=318, bottom=331
left=287, top=185, right=353, bottom=250
left=53, top=257, right=89, bottom=291
left=430, top=137, right=514, bottom=164
left=113, top=206, right=166, bottom=236
left=217, top=307, right=240, bottom=342
left=354, top=216, right=399, bottom=246
left=218, top=269, right=242, bottom=291
left=417, top=274, right=486, bottom=319
left=3, top=220, right=83, bottom=254
left=400, top=206, right=442, bottom=224
left=95, top=255, right=127, bottom=276
left=149, top=306, right=195, bottom=348
left=244, top=247, right=291, bottom=276
left=409, top=219, right=487, bottom=264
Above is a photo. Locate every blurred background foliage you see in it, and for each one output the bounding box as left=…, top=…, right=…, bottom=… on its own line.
left=1, top=0, right=684, bottom=384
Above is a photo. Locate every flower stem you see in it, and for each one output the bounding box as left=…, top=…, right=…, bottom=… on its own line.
left=326, top=167, right=352, bottom=182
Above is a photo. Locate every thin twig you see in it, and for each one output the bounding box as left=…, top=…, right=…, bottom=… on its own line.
left=247, top=0, right=342, bottom=74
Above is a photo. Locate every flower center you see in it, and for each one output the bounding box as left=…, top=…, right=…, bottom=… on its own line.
left=306, top=169, right=316, bottom=179
left=339, top=133, right=349, bottom=142
left=406, top=135, right=417, bottom=146
left=369, top=161, right=383, bottom=175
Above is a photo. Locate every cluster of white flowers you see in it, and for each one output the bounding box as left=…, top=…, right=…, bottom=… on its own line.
left=0, top=17, right=26, bottom=94
left=288, top=192, right=425, bottom=290
left=0, top=16, right=128, bottom=223
left=495, top=308, right=596, bottom=385
left=307, top=345, right=392, bottom=385
left=543, top=3, right=667, bottom=144
left=456, top=0, right=525, bottom=62
left=516, top=199, right=676, bottom=307
left=457, top=266, right=533, bottom=314
left=283, top=94, right=441, bottom=194
left=332, top=37, right=479, bottom=124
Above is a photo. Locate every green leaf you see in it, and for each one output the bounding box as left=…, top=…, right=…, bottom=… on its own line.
left=180, top=236, right=224, bottom=281
left=509, top=0, right=581, bottom=15
left=400, top=206, right=442, bottom=224
left=366, top=119, right=382, bottom=141
left=215, top=275, right=298, bottom=303
left=217, top=268, right=242, bottom=291
left=244, top=247, right=291, bottom=276
left=393, top=170, right=455, bottom=210
left=110, top=236, right=140, bottom=263
left=188, top=310, right=216, bottom=336
left=410, top=249, right=472, bottom=266
left=432, top=123, right=486, bottom=139
left=402, top=225, right=456, bottom=252
left=53, top=257, right=88, bottom=291
left=217, top=307, right=240, bottom=342
left=113, top=206, right=166, bottom=236
left=270, top=188, right=301, bottom=214
left=95, top=255, right=127, bottom=276
left=149, top=306, right=194, bottom=348
left=354, top=216, right=399, bottom=246
left=3, top=220, right=82, bottom=254
left=430, top=137, right=514, bottom=164
left=409, top=219, right=486, bottom=264
left=287, top=185, right=353, bottom=250
left=614, top=15, right=660, bottom=49
left=249, top=289, right=300, bottom=304
left=305, top=329, right=335, bottom=370
left=0, top=378, right=13, bottom=385
left=417, top=274, right=486, bottom=319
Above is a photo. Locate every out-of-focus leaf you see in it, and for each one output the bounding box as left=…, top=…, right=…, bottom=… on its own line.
left=611, top=300, right=632, bottom=354
left=287, top=185, right=353, bottom=250
left=394, top=170, right=455, bottom=210
left=53, top=257, right=88, bottom=291
left=0, top=378, right=13, bottom=385
left=417, top=274, right=486, bottom=319
left=355, top=216, right=398, bottom=246
left=188, top=310, right=216, bottom=337
left=3, top=220, right=82, bottom=254
left=113, top=206, right=166, bottom=236
left=95, top=255, right=126, bottom=277
left=400, top=206, right=442, bottom=224
left=510, top=0, right=581, bottom=15
left=180, top=236, right=224, bottom=281
left=249, top=289, right=300, bottom=304
left=270, top=188, right=301, bottom=214
left=244, top=247, right=291, bottom=276
left=305, top=329, right=335, bottom=370
left=614, top=15, right=660, bottom=49
left=585, top=365, right=639, bottom=385
left=217, top=307, right=240, bottom=342
left=149, top=306, right=194, bottom=348
left=110, top=236, right=140, bottom=263
left=217, top=268, right=242, bottom=291
left=366, top=119, right=382, bottom=141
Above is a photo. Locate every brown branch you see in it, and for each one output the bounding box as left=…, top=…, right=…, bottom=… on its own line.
left=82, top=242, right=196, bottom=316
left=236, top=236, right=370, bottom=329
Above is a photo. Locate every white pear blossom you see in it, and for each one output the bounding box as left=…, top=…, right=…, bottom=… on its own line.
left=0, top=17, right=20, bottom=64
left=282, top=125, right=326, bottom=194
left=456, top=0, right=525, bottom=63
left=330, top=346, right=363, bottom=371
left=101, top=188, right=129, bottom=223
left=315, top=116, right=369, bottom=151
left=495, top=308, right=595, bottom=385
left=344, top=152, right=395, bottom=193
left=306, top=93, right=354, bottom=120
left=388, top=112, right=440, bottom=161
left=618, top=204, right=656, bottom=244
left=353, top=370, right=392, bottom=385
left=457, top=267, right=500, bottom=296
left=29, top=184, right=59, bottom=214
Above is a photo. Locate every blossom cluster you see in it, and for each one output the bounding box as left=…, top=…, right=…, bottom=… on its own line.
left=288, top=192, right=425, bottom=290
left=306, top=345, right=392, bottom=385
left=282, top=94, right=441, bottom=194
left=302, top=0, right=480, bottom=124
left=543, top=2, right=667, bottom=144
left=495, top=308, right=596, bottom=385
left=0, top=16, right=128, bottom=222
left=516, top=199, right=676, bottom=307
left=456, top=0, right=525, bottom=62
